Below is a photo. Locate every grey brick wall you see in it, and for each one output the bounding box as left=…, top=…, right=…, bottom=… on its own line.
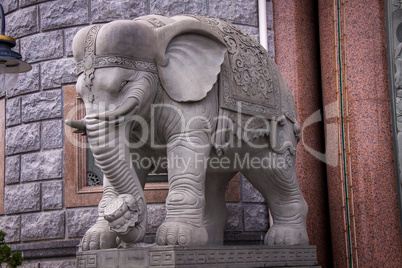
left=0, top=0, right=274, bottom=265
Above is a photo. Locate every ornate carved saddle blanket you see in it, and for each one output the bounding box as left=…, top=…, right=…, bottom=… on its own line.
left=187, top=16, right=297, bottom=127
left=185, top=16, right=297, bottom=151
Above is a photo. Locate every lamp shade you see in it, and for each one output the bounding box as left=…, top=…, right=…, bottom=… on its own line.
left=0, top=4, right=31, bottom=93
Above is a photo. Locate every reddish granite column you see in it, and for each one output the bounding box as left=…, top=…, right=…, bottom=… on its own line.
left=273, top=1, right=332, bottom=267
left=318, top=0, right=402, bottom=267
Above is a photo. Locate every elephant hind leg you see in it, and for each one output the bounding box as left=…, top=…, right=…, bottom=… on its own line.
left=204, top=171, right=236, bottom=245
left=242, top=150, right=308, bottom=246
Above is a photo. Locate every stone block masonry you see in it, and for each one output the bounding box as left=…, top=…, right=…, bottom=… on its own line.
left=66, top=208, right=98, bottom=238
left=6, top=123, right=40, bottom=155
left=21, top=90, right=62, bottom=123
left=20, top=150, right=62, bottom=182
left=5, top=97, right=20, bottom=126
left=0, top=215, right=20, bottom=243
left=0, top=1, right=274, bottom=266
left=21, top=211, right=65, bottom=241
left=5, top=155, right=20, bottom=185
left=40, top=0, right=89, bottom=31
left=4, top=183, right=41, bottom=214
left=20, top=31, right=64, bottom=63
left=7, top=64, right=40, bottom=98
left=5, top=6, right=38, bottom=39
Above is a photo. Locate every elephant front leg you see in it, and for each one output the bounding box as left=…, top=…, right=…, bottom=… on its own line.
left=156, top=131, right=210, bottom=246
left=81, top=176, right=119, bottom=251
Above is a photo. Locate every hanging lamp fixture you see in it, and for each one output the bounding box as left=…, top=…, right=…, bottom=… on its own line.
left=0, top=4, right=31, bottom=93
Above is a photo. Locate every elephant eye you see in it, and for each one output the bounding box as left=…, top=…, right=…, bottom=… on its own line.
left=120, top=81, right=129, bottom=89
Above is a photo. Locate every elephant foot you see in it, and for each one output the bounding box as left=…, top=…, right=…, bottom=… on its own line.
left=265, top=224, right=308, bottom=246
left=156, top=221, right=208, bottom=246
left=81, top=218, right=119, bottom=251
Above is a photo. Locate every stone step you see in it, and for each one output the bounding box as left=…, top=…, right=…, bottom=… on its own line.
left=77, top=244, right=319, bottom=268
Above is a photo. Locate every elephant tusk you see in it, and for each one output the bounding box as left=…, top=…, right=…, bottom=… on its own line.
left=65, top=118, right=86, bottom=130
left=95, top=98, right=139, bottom=121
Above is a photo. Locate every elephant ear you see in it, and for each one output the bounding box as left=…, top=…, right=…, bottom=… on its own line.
left=157, top=34, right=226, bottom=102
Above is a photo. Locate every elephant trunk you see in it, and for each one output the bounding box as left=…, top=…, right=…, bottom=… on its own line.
left=85, top=117, right=138, bottom=194
left=85, top=116, right=147, bottom=243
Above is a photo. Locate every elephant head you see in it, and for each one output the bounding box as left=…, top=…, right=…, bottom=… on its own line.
left=67, top=16, right=226, bottom=245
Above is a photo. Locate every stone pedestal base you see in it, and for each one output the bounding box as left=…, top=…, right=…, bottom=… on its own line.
left=77, top=245, right=319, bottom=268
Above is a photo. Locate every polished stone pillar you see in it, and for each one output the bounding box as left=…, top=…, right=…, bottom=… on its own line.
left=273, top=1, right=333, bottom=267
left=318, top=0, right=402, bottom=266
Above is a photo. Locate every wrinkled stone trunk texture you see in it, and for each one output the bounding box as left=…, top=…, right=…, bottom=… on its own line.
left=85, top=117, right=142, bottom=198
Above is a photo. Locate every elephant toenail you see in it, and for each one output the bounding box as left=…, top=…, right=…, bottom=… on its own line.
left=275, top=237, right=283, bottom=244
left=89, top=242, right=97, bottom=250
left=167, top=234, right=176, bottom=244
left=157, top=237, right=164, bottom=245
left=178, top=235, right=187, bottom=245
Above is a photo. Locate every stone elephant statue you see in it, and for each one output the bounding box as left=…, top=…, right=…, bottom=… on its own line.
left=66, top=15, right=308, bottom=250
